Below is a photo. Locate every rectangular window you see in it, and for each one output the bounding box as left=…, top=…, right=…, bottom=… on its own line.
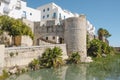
left=43, top=16, right=45, bottom=19
left=22, top=11, right=26, bottom=18
left=64, top=16, right=66, bottom=19
left=53, top=12, right=56, bottom=18
left=47, top=14, right=49, bottom=18
left=59, top=13, right=61, bottom=19
left=43, top=9, right=45, bottom=12
left=47, top=8, right=49, bottom=11
left=53, top=36, right=55, bottom=40
left=46, top=37, right=48, bottom=40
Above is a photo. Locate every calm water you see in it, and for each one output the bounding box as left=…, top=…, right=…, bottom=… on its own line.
left=6, top=58, right=120, bottom=80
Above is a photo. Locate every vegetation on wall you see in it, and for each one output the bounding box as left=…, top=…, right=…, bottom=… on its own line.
left=67, top=52, right=80, bottom=64
left=0, top=15, right=33, bottom=46
left=28, top=47, right=63, bottom=70
left=87, top=28, right=114, bottom=57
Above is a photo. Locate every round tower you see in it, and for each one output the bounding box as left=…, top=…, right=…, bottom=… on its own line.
left=64, top=15, right=87, bottom=62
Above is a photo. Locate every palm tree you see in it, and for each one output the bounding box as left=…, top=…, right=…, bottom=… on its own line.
left=67, top=52, right=80, bottom=64
left=40, top=47, right=63, bottom=68
left=97, top=28, right=111, bottom=42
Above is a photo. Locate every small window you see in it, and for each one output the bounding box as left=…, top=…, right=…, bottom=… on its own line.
left=47, top=14, right=49, bottom=18
left=30, top=13, right=32, bottom=15
left=47, top=8, right=49, bottom=11
left=46, top=37, right=48, bottom=40
left=64, top=16, right=66, bottom=19
left=59, top=13, right=61, bottom=19
left=43, top=9, right=45, bottom=12
left=22, top=11, right=26, bottom=18
left=53, top=36, right=55, bottom=40
left=43, top=16, right=45, bottom=19
left=53, top=12, right=56, bottom=18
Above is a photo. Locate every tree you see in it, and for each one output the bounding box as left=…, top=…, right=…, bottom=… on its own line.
left=0, top=15, right=33, bottom=46
left=97, top=28, right=111, bottom=42
left=87, top=39, right=115, bottom=57
left=87, top=39, right=102, bottom=57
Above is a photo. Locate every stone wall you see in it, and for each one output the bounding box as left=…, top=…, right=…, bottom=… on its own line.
left=34, top=22, right=64, bottom=45
left=4, top=44, right=67, bottom=67
left=64, top=15, right=87, bottom=62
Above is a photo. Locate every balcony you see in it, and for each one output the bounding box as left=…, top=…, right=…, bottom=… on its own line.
left=3, top=6, right=10, bottom=13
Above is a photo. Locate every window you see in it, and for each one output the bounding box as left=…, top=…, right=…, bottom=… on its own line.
left=64, top=16, right=66, bottom=19
left=46, top=37, right=48, bottom=40
left=53, top=12, right=56, bottom=18
left=43, top=16, right=45, bottom=19
left=22, top=11, right=26, bottom=18
left=53, top=36, right=55, bottom=40
left=47, top=8, right=50, bottom=11
left=47, top=14, right=49, bottom=18
left=43, top=9, right=45, bottom=12
left=59, top=13, right=61, bottom=19
left=30, top=13, right=32, bottom=15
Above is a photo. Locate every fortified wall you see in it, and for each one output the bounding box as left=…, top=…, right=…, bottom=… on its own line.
left=0, top=44, right=67, bottom=68
left=34, top=15, right=88, bottom=62
left=0, top=15, right=92, bottom=70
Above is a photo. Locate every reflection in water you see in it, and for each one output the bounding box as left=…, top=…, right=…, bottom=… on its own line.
left=7, top=58, right=120, bottom=80
left=65, top=64, right=87, bottom=80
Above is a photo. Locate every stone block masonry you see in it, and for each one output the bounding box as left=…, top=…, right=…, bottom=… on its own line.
left=4, top=44, right=67, bottom=67
left=64, top=15, right=87, bottom=62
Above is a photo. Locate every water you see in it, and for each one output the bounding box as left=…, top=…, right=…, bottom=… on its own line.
left=6, top=56, right=120, bottom=80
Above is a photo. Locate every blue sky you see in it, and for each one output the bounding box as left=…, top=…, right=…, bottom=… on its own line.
left=27, top=0, right=120, bottom=47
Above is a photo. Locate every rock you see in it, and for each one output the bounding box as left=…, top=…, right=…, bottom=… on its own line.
left=102, top=54, right=107, bottom=57
left=85, top=56, right=93, bottom=62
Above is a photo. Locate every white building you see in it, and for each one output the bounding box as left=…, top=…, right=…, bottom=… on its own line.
left=0, top=0, right=41, bottom=22
left=37, top=2, right=95, bottom=35
left=87, top=20, right=96, bottom=39
left=37, top=2, right=79, bottom=25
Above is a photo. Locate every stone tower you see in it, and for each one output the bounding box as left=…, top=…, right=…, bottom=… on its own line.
left=64, top=15, right=87, bottom=62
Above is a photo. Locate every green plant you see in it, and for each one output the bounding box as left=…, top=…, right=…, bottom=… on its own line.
left=0, top=70, right=9, bottom=80
left=87, top=39, right=115, bottom=57
left=0, top=15, right=34, bottom=46
left=40, top=47, right=63, bottom=68
left=9, top=52, right=14, bottom=57
left=28, top=59, right=40, bottom=70
left=67, top=52, right=80, bottom=64
left=16, top=52, right=18, bottom=56
left=97, top=28, right=111, bottom=41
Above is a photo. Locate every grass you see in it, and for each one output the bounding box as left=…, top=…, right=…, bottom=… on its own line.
left=87, top=53, right=120, bottom=79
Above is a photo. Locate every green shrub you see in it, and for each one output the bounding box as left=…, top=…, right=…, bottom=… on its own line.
left=9, top=52, right=14, bottom=57
left=87, top=39, right=115, bottom=57
left=67, top=52, right=80, bottom=64
left=39, top=47, right=63, bottom=68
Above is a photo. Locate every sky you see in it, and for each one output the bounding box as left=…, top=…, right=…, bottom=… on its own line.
left=27, top=0, right=120, bottom=47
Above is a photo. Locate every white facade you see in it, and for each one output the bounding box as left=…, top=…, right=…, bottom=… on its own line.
left=37, top=3, right=79, bottom=25
left=87, top=20, right=95, bottom=35
left=37, top=2, right=95, bottom=35
left=0, top=0, right=41, bottom=22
